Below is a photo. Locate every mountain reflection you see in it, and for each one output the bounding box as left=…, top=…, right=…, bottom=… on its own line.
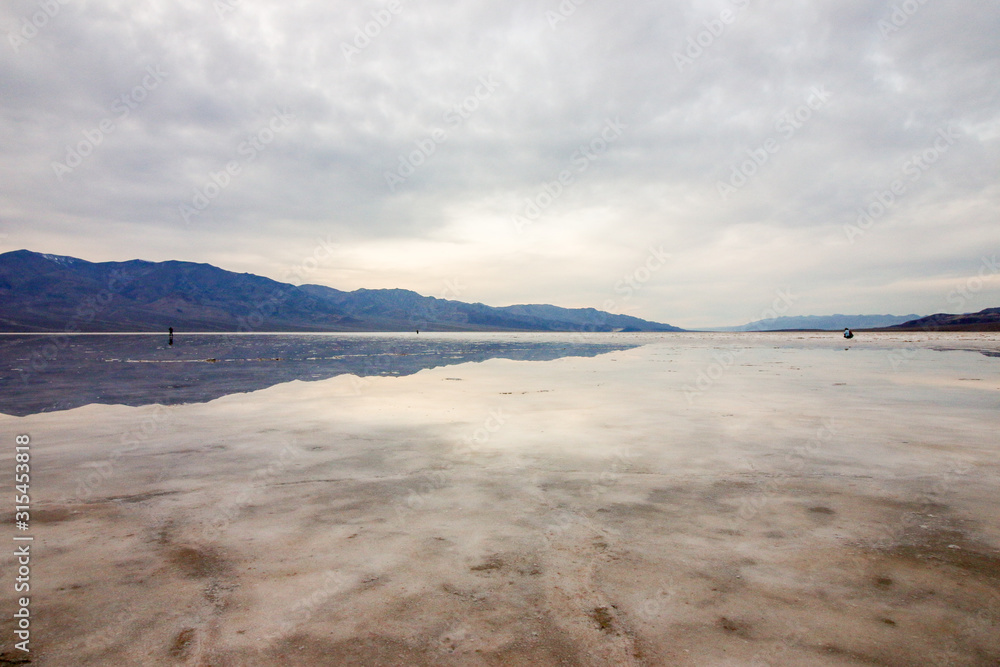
left=0, top=334, right=640, bottom=416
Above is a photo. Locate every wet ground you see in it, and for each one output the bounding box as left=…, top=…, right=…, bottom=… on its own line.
left=1, top=332, right=998, bottom=666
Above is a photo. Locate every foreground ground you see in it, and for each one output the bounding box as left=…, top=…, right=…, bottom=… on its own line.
left=2, top=332, right=998, bottom=666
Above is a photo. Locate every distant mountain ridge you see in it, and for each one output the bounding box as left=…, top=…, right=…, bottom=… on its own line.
left=707, top=314, right=922, bottom=331
left=880, top=308, right=1000, bottom=331
left=0, top=250, right=684, bottom=333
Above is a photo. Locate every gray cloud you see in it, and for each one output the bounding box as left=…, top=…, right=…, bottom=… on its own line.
left=1, top=0, right=998, bottom=327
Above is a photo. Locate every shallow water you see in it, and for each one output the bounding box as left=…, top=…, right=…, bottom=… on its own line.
left=0, top=332, right=641, bottom=416
left=1, top=332, right=998, bottom=666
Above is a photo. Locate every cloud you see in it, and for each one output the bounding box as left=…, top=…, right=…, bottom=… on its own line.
left=1, top=0, right=998, bottom=326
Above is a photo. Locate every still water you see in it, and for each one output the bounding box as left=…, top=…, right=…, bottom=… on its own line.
left=1, top=332, right=997, bottom=665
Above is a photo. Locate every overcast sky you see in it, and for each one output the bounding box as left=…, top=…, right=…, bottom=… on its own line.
left=1, top=0, right=997, bottom=327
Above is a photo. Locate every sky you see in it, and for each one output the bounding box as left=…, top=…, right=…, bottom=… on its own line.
left=1, top=0, right=998, bottom=328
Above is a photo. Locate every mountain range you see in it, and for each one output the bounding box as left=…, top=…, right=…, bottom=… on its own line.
left=706, top=314, right=922, bottom=331
left=0, top=250, right=684, bottom=333
left=4, top=250, right=996, bottom=333
left=881, top=308, right=1000, bottom=331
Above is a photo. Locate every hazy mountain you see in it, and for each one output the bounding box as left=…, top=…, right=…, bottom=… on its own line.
left=882, top=308, right=1000, bottom=331
left=0, top=250, right=683, bottom=333
left=705, top=314, right=922, bottom=331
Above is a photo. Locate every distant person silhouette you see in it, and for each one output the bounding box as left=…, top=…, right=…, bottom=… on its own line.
left=843, top=328, right=853, bottom=339
left=168, top=327, right=174, bottom=346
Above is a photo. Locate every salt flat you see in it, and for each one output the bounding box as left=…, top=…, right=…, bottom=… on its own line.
left=1, top=332, right=998, bottom=666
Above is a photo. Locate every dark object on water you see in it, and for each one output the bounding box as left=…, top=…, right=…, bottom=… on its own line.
left=168, top=327, right=174, bottom=346
left=416, top=329, right=419, bottom=334
left=844, top=328, right=853, bottom=339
